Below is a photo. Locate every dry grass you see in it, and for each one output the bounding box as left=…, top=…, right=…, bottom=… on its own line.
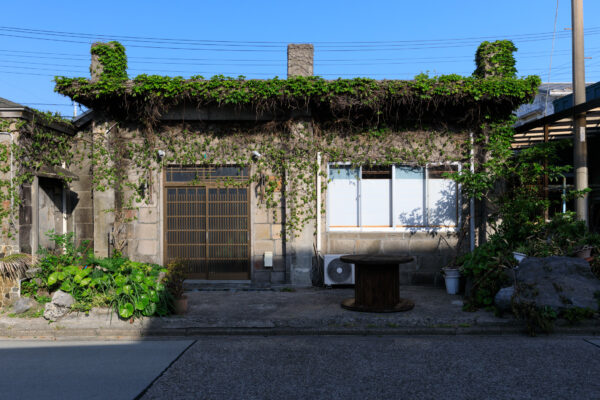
left=0, top=253, right=36, bottom=280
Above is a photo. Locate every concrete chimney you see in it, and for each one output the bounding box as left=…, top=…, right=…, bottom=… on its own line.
left=90, top=43, right=105, bottom=83
left=287, top=44, right=314, bottom=78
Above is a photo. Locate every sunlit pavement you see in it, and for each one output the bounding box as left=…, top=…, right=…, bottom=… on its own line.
left=0, top=339, right=193, bottom=400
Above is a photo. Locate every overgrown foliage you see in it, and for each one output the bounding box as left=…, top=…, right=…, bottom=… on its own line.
left=0, top=113, right=74, bottom=240
left=474, top=40, right=518, bottom=79
left=55, top=73, right=540, bottom=127
left=49, top=41, right=540, bottom=240
left=456, top=136, right=599, bottom=309
left=165, top=260, right=186, bottom=299
left=22, top=232, right=171, bottom=319
left=90, top=41, right=128, bottom=81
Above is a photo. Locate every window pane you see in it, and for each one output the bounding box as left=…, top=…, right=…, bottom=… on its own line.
left=361, top=179, right=391, bottom=226
left=428, top=165, right=458, bottom=226
left=394, top=166, right=425, bottom=227
left=329, top=165, right=358, bottom=180
left=361, top=165, right=391, bottom=179
left=327, top=166, right=359, bottom=227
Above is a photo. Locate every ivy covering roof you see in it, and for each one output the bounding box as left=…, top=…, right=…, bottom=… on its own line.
left=54, top=41, right=541, bottom=128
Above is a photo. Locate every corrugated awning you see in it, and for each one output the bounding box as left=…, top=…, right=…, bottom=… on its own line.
left=28, top=165, right=79, bottom=181
left=513, top=97, right=600, bottom=148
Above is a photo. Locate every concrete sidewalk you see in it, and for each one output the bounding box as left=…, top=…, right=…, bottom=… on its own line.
left=1, top=286, right=599, bottom=338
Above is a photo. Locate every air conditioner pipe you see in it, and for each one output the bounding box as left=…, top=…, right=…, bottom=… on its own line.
left=316, top=152, right=322, bottom=254
left=469, top=131, right=476, bottom=252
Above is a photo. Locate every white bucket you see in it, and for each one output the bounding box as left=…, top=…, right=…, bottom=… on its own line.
left=512, top=252, right=526, bottom=263
left=443, top=268, right=461, bottom=295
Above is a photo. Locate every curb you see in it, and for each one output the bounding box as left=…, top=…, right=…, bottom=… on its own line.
left=1, top=323, right=599, bottom=339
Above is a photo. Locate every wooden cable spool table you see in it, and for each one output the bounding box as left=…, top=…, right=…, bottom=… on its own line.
left=340, top=254, right=415, bottom=313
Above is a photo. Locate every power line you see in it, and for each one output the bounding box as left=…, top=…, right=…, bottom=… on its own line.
left=3, top=25, right=600, bottom=46
left=1, top=46, right=597, bottom=64
left=2, top=26, right=600, bottom=53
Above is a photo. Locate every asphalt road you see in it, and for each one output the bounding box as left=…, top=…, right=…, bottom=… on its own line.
left=0, top=339, right=193, bottom=400
left=2, top=336, right=599, bottom=400
left=141, top=335, right=600, bottom=400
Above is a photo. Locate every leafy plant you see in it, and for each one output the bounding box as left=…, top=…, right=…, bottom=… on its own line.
left=165, top=260, right=186, bottom=299
left=512, top=303, right=557, bottom=336
left=28, top=232, right=171, bottom=319
left=561, top=307, right=595, bottom=325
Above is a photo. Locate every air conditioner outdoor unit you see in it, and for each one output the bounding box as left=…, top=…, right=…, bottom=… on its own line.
left=324, top=254, right=355, bottom=286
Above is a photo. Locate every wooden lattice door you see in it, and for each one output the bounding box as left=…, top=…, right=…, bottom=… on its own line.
left=164, top=167, right=250, bottom=279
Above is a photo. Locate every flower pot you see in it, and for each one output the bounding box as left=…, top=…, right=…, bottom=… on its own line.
left=512, top=252, right=527, bottom=263
left=443, top=268, right=461, bottom=295
left=174, top=295, right=188, bottom=315
left=574, top=247, right=592, bottom=259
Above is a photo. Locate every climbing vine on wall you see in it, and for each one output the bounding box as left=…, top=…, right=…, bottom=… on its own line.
left=90, top=41, right=128, bottom=81
left=474, top=40, right=518, bottom=79
left=48, top=40, right=541, bottom=246
left=83, top=119, right=468, bottom=239
left=0, top=113, right=74, bottom=241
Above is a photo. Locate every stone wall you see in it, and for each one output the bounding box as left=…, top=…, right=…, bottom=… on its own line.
left=252, top=188, right=286, bottom=285
left=126, top=166, right=162, bottom=265
left=0, top=124, right=19, bottom=254
left=325, top=231, right=459, bottom=286
left=69, top=130, right=94, bottom=251
left=0, top=275, right=19, bottom=307
left=75, top=114, right=468, bottom=287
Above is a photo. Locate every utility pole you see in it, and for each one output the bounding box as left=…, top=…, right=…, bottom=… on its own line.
left=572, top=0, right=588, bottom=223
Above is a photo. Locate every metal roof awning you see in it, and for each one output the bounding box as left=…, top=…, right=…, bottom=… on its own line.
left=513, top=97, right=600, bottom=149
left=28, top=165, right=79, bottom=181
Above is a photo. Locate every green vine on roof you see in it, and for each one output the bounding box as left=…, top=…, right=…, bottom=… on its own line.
left=90, top=41, right=128, bottom=81
left=474, top=40, right=518, bottom=79
left=55, top=40, right=539, bottom=128
left=47, top=40, right=542, bottom=244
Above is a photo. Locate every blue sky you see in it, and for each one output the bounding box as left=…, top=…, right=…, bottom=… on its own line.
left=1, top=0, right=599, bottom=118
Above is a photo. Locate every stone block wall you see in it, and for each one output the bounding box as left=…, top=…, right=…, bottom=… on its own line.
left=252, top=186, right=286, bottom=285
left=325, top=231, right=459, bottom=286
left=18, top=183, right=32, bottom=254
left=126, top=175, right=162, bottom=265
left=0, top=276, right=19, bottom=307
left=0, top=131, right=18, bottom=254
left=69, top=130, right=94, bottom=251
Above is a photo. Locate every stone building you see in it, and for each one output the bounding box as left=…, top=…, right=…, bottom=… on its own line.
left=49, top=41, right=538, bottom=287
left=0, top=98, right=82, bottom=256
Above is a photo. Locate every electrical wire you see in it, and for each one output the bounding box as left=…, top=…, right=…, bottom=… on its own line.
left=3, top=25, right=600, bottom=46
left=2, top=26, right=600, bottom=53
left=544, top=0, right=561, bottom=117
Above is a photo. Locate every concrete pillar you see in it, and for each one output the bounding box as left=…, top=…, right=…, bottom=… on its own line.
left=90, top=43, right=105, bottom=84
left=287, top=44, right=314, bottom=78
left=31, top=176, right=39, bottom=256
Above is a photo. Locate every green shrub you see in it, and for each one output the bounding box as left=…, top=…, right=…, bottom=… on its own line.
left=165, top=260, right=186, bottom=299
left=461, top=213, right=600, bottom=309
left=30, top=232, right=171, bottom=319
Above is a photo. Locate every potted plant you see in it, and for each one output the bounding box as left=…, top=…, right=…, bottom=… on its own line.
left=512, top=244, right=528, bottom=264
left=442, top=266, right=461, bottom=295
left=165, top=260, right=187, bottom=314
left=572, top=231, right=600, bottom=259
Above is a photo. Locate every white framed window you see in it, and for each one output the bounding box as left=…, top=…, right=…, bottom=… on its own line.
left=327, top=163, right=460, bottom=231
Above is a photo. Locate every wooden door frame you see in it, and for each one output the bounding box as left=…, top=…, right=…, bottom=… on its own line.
left=162, top=168, right=251, bottom=280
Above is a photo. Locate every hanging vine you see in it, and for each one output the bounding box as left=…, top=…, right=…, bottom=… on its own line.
left=0, top=112, right=74, bottom=241
left=45, top=40, right=542, bottom=242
